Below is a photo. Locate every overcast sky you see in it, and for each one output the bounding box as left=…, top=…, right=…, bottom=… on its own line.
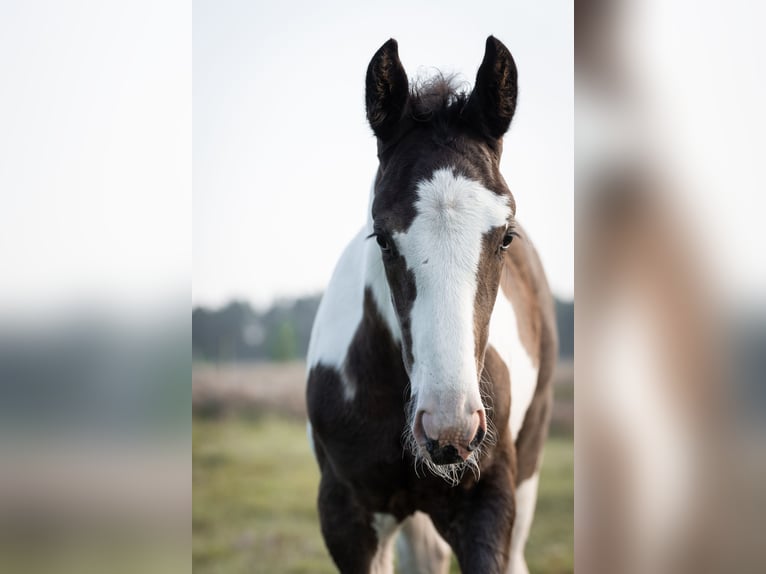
left=0, top=1, right=191, bottom=314
left=1, top=2, right=764, bottom=319
left=0, top=2, right=572, bottom=314
left=193, top=1, right=574, bottom=308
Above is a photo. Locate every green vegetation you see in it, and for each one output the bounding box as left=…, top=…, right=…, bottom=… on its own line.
left=193, top=415, right=572, bottom=573
left=525, top=436, right=574, bottom=573
left=270, top=321, right=299, bottom=362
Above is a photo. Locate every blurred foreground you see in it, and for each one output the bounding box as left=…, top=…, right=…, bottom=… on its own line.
left=576, top=0, right=766, bottom=572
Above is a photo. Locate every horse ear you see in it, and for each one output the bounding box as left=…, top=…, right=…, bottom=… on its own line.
left=463, top=36, right=518, bottom=140
left=366, top=39, right=409, bottom=140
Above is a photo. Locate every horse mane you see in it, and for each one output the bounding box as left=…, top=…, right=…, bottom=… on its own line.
left=408, top=73, right=471, bottom=128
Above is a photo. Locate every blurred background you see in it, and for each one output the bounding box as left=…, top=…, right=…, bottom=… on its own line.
left=0, top=1, right=190, bottom=573
left=192, top=1, right=573, bottom=573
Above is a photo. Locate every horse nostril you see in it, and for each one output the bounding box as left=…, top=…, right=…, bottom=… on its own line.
left=422, top=428, right=462, bottom=465
left=467, top=426, right=486, bottom=451
left=428, top=443, right=462, bottom=465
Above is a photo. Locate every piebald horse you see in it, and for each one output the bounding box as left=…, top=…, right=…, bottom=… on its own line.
left=306, top=36, right=557, bottom=573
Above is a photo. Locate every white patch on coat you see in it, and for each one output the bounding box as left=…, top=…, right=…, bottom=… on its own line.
left=306, top=421, right=315, bottom=455
left=370, top=513, right=400, bottom=574
left=306, top=227, right=367, bottom=400
left=507, top=472, right=540, bottom=574
left=488, top=290, right=540, bottom=440
left=396, top=511, right=452, bottom=574
left=306, top=183, right=403, bottom=402
left=394, top=168, right=511, bottom=406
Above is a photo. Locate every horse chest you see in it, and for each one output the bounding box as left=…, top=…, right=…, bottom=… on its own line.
left=308, top=361, right=409, bottom=462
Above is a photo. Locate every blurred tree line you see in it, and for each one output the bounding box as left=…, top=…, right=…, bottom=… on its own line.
left=193, top=296, right=319, bottom=362
left=193, top=295, right=574, bottom=363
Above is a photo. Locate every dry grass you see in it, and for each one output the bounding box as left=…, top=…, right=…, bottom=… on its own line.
left=192, top=359, right=573, bottom=431
left=193, top=361, right=308, bottom=419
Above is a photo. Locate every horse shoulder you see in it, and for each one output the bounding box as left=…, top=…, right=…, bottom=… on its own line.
left=488, top=230, right=556, bottom=444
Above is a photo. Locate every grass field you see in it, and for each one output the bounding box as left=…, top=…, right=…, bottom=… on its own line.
left=193, top=414, right=573, bottom=573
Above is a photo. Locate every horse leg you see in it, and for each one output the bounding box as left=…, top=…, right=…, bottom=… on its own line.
left=396, top=511, right=452, bottom=574
left=317, top=469, right=399, bottom=573
left=431, top=470, right=516, bottom=574
left=507, top=472, right=540, bottom=574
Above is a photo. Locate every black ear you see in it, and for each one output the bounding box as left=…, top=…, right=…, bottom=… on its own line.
left=366, top=39, right=409, bottom=140
left=463, top=36, right=518, bottom=140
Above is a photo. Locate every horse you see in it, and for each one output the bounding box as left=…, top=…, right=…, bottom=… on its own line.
left=306, top=36, right=557, bottom=574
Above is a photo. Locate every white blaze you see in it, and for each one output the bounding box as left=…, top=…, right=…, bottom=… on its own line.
left=394, top=168, right=511, bottom=408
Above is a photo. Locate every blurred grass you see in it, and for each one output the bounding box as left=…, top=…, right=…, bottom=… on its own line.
left=193, top=415, right=572, bottom=573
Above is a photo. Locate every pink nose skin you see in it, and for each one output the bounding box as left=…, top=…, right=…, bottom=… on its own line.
left=413, top=409, right=487, bottom=464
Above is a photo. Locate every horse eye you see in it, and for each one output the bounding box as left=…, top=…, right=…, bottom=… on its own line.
left=376, top=234, right=390, bottom=252
left=501, top=232, right=514, bottom=249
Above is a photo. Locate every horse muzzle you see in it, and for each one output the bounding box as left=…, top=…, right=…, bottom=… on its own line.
left=414, top=408, right=487, bottom=465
